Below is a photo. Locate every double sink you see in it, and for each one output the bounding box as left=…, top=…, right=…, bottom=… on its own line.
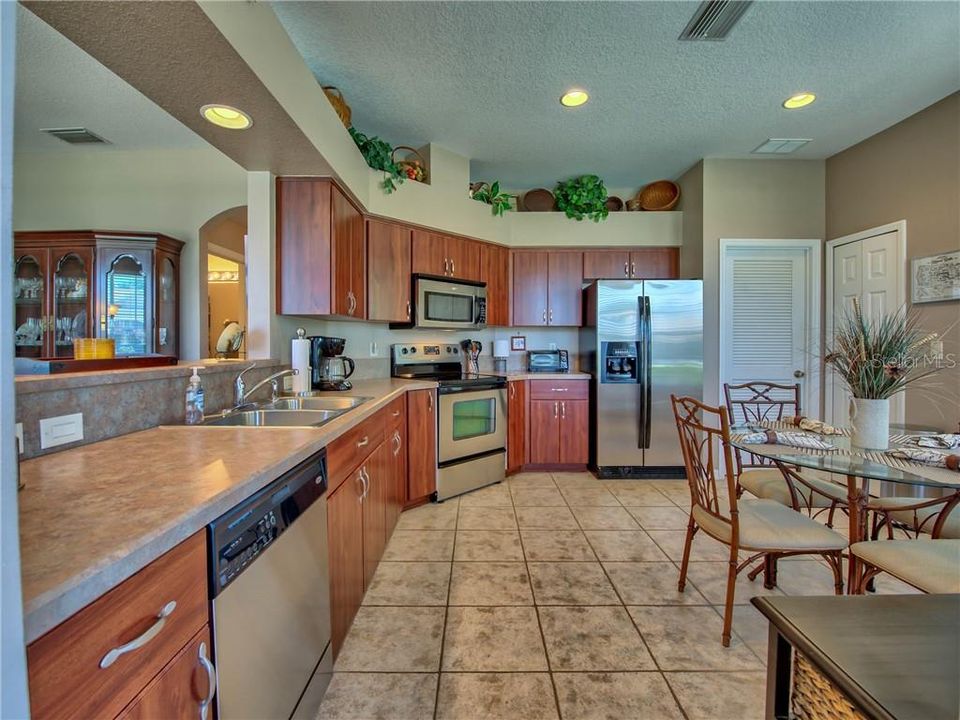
left=203, top=395, right=372, bottom=427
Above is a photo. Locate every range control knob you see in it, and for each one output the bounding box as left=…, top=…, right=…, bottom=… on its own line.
left=446, top=347, right=452, bottom=353
left=410, top=346, right=417, bottom=354
left=400, top=347, right=408, bottom=355
left=453, top=347, right=459, bottom=354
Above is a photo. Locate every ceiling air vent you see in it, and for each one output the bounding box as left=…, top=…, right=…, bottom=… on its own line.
left=679, top=0, right=753, bottom=40
left=40, top=127, right=110, bottom=145
left=751, top=138, right=812, bottom=155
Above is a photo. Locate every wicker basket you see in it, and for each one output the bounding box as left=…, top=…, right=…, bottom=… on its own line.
left=392, top=146, right=427, bottom=183
left=521, top=188, right=556, bottom=212
left=322, top=86, right=351, bottom=128
left=636, top=180, right=681, bottom=211
left=792, top=652, right=868, bottom=720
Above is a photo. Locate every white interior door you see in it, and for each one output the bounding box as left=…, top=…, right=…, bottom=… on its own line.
left=827, top=230, right=902, bottom=424
left=720, top=242, right=821, bottom=416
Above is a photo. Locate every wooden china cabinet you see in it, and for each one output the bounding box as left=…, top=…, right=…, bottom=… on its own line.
left=13, top=231, right=184, bottom=359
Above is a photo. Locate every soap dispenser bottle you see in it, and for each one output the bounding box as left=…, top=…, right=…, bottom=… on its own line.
left=185, top=367, right=205, bottom=425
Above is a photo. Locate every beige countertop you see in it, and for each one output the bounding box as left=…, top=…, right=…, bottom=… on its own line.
left=18, top=378, right=435, bottom=643
left=499, top=371, right=592, bottom=380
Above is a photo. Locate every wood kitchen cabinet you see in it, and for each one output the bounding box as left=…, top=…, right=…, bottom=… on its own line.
left=526, top=380, right=589, bottom=466
left=511, top=250, right=583, bottom=326
left=406, top=388, right=437, bottom=506
left=327, top=473, right=365, bottom=657
left=361, top=443, right=388, bottom=587
left=367, top=219, right=412, bottom=323
left=412, top=229, right=481, bottom=281
left=276, top=177, right=365, bottom=318
left=582, top=248, right=679, bottom=280
left=480, top=242, right=510, bottom=326
left=507, top=380, right=526, bottom=474
left=385, top=397, right=408, bottom=537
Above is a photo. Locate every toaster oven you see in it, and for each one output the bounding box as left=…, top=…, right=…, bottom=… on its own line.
left=526, top=349, right=569, bottom=373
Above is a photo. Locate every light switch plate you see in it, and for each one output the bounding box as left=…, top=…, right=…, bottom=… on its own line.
left=39, top=413, right=84, bottom=450
left=15, top=423, right=23, bottom=455
left=369, top=341, right=378, bottom=357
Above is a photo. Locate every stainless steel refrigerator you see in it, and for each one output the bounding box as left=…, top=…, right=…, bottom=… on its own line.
left=579, top=280, right=703, bottom=477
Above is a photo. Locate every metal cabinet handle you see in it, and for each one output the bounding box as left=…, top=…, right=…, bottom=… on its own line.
left=427, top=393, right=433, bottom=411
left=406, top=300, right=411, bottom=319
left=392, top=410, right=401, bottom=417
left=392, top=430, right=402, bottom=456
left=356, top=472, right=365, bottom=500
left=542, top=309, right=547, bottom=324
left=100, top=601, right=177, bottom=669
left=443, top=258, right=450, bottom=275
left=631, top=261, right=636, bottom=277
left=551, top=387, right=569, bottom=392
left=451, top=259, right=456, bottom=275
left=554, top=401, right=558, bottom=419
left=510, top=383, right=516, bottom=400
left=624, top=261, right=629, bottom=277
left=357, top=435, right=369, bottom=448
left=363, top=467, right=371, bottom=498
left=549, top=308, right=553, bottom=323
left=198, top=640, right=217, bottom=720
left=561, top=401, right=566, bottom=419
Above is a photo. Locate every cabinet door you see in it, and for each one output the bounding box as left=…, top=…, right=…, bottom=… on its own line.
left=480, top=243, right=510, bottom=326
left=367, top=220, right=412, bottom=323
left=386, top=420, right=407, bottom=538
left=547, top=252, right=583, bottom=326
left=511, top=251, right=549, bottom=326
left=583, top=250, right=630, bottom=280
left=406, top=389, right=437, bottom=503
left=327, top=476, right=365, bottom=657
left=507, top=380, right=526, bottom=473
left=49, top=247, right=94, bottom=358
left=117, top=626, right=215, bottom=720
left=276, top=178, right=332, bottom=315
left=362, top=443, right=388, bottom=588
left=558, top=400, right=589, bottom=464
left=447, top=236, right=481, bottom=282
left=155, top=250, right=179, bottom=358
left=14, top=249, right=49, bottom=359
left=331, top=186, right=365, bottom=318
left=411, top=229, right=448, bottom=277
left=630, top=248, right=679, bottom=279
left=528, top=399, right=560, bottom=464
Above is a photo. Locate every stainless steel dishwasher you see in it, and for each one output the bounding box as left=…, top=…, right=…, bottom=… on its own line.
left=209, top=449, right=332, bottom=720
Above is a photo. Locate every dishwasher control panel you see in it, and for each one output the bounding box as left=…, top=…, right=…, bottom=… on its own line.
left=208, top=450, right=327, bottom=596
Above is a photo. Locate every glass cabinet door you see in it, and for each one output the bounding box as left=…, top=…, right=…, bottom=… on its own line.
left=51, top=250, right=93, bottom=358
left=14, top=252, right=47, bottom=358
left=156, top=254, right=178, bottom=357
left=103, top=252, right=151, bottom=355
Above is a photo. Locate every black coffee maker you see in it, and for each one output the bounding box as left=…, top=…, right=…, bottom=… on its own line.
left=308, top=336, right=356, bottom=391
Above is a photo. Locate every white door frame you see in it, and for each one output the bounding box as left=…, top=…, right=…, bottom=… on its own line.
left=824, top=221, right=907, bottom=425
left=719, top=238, right=822, bottom=417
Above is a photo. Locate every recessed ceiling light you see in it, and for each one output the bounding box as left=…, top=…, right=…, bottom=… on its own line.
left=200, top=104, right=253, bottom=130
left=560, top=89, right=589, bottom=108
left=783, top=92, right=816, bottom=110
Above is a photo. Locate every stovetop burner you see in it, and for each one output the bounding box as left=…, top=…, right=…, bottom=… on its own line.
left=390, top=343, right=506, bottom=393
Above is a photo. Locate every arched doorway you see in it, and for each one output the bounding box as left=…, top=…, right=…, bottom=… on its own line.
left=199, top=206, right=247, bottom=358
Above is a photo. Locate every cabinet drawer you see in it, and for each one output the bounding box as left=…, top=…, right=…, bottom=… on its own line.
left=384, top=395, right=406, bottom=429
left=27, top=532, right=208, bottom=720
left=328, top=415, right=386, bottom=492
left=529, top=379, right=589, bottom=400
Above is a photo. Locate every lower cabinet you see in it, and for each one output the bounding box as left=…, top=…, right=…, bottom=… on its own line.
left=406, top=389, right=437, bottom=506
left=526, top=380, right=589, bottom=466
left=507, top=380, right=526, bottom=473
left=117, top=626, right=215, bottom=720
left=361, top=443, right=388, bottom=588
left=386, top=416, right=407, bottom=537
left=327, top=469, right=366, bottom=658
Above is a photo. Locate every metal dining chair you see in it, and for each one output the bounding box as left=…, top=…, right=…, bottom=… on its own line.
left=671, top=395, right=847, bottom=646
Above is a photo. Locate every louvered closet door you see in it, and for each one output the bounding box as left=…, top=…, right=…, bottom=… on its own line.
left=722, top=247, right=811, bottom=415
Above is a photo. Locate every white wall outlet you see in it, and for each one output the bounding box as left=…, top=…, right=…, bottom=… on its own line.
left=369, top=341, right=378, bottom=357
left=548, top=342, right=558, bottom=351
left=39, top=413, right=84, bottom=450
left=15, top=423, right=23, bottom=455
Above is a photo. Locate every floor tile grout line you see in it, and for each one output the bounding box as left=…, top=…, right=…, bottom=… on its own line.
left=431, top=498, right=460, bottom=720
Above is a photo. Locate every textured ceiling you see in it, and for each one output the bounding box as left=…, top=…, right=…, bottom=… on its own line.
left=14, top=5, right=206, bottom=153
left=272, top=0, right=960, bottom=188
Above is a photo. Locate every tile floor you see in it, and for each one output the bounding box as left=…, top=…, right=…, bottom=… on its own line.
left=319, top=473, right=917, bottom=720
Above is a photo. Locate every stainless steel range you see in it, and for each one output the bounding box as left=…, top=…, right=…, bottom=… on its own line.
left=391, top=343, right=506, bottom=500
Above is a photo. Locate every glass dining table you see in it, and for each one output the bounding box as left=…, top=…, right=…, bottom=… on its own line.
left=729, top=426, right=960, bottom=592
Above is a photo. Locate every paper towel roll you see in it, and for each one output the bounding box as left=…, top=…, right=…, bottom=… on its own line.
left=291, top=329, right=311, bottom=394
left=493, top=339, right=510, bottom=358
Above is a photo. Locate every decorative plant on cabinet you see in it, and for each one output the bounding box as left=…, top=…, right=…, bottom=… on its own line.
left=554, top=174, right=610, bottom=222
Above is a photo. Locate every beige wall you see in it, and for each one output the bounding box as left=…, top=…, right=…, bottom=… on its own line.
left=676, top=161, right=704, bottom=279
left=13, top=147, right=248, bottom=360
left=826, top=92, right=960, bottom=431
left=701, top=158, right=826, bottom=407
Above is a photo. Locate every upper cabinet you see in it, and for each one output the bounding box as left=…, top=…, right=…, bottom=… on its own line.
left=511, top=250, right=583, bottom=326
left=367, top=219, right=412, bottom=323
left=276, top=178, right=365, bottom=318
left=411, top=230, right=481, bottom=282
left=479, top=243, right=510, bottom=326
left=582, top=248, right=679, bottom=280
left=14, top=232, right=183, bottom=359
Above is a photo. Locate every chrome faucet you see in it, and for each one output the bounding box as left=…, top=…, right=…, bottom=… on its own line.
left=233, top=364, right=299, bottom=408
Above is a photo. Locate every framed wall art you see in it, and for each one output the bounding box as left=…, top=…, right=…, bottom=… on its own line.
left=510, top=335, right=526, bottom=351
left=911, top=250, right=960, bottom=304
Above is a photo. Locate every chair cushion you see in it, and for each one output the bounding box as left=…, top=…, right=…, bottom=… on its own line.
left=871, top=498, right=960, bottom=540
left=850, top=539, right=960, bottom=593
left=692, top=499, right=848, bottom=552
left=739, top=468, right=844, bottom=508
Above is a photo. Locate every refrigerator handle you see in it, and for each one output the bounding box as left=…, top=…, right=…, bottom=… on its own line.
left=636, top=296, right=647, bottom=451
left=642, top=296, right=652, bottom=449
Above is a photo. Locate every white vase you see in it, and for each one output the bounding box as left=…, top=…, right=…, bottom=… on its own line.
left=849, top=398, right=890, bottom=450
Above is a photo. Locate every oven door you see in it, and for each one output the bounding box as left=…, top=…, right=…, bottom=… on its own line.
left=416, top=276, right=485, bottom=329
left=438, top=387, right=507, bottom=464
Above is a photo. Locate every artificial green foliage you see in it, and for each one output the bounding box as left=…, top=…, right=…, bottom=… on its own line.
left=348, top=126, right=405, bottom=193
left=471, top=181, right=513, bottom=217
left=554, top=174, right=609, bottom=222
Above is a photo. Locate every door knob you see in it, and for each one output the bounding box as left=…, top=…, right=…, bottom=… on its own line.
left=793, top=370, right=805, bottom=378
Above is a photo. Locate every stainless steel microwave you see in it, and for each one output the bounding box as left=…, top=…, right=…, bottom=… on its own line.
left=407, top=275, right=487, bottom=330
